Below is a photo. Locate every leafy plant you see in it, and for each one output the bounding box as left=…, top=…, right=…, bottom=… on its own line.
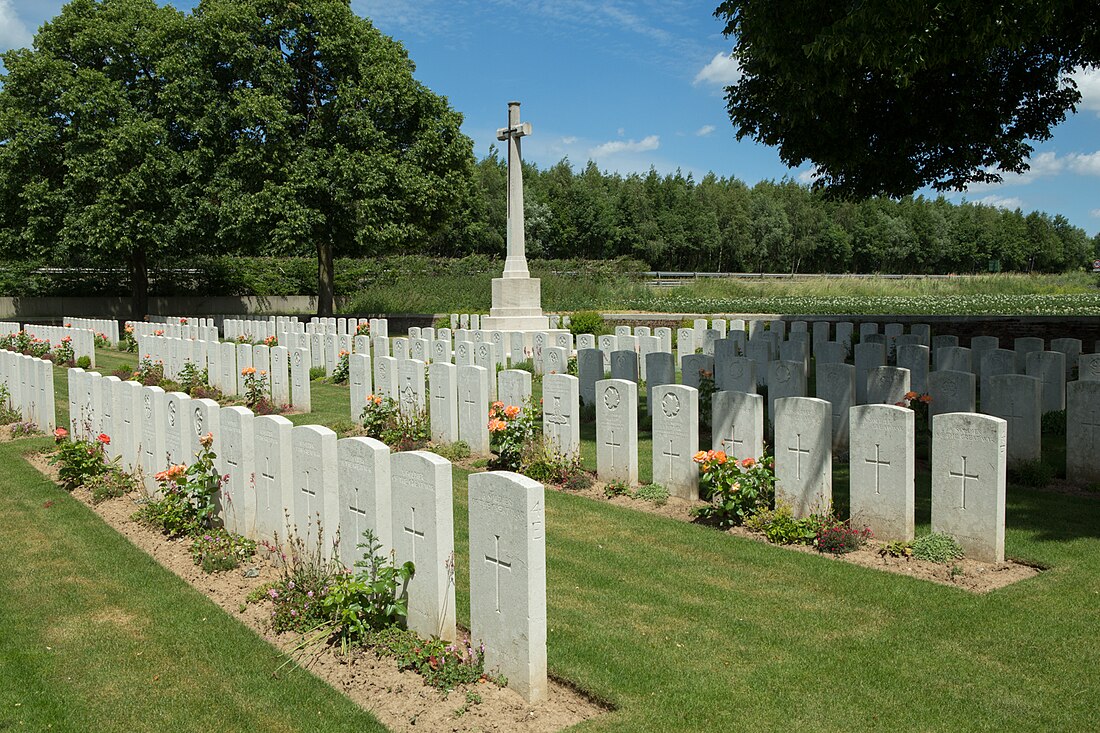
left=330, top=350, right=350, bottom=384
left=52, top=337, right=75, bottom=366
left=879, top=540, right=913, bottom=559
left=697, top=369, right=716, bottom=427
left=693, top=451, right=775, bottom=528
left=568, top=311, right=608, bottom=336
left=815, top=521, right=873, bottom=555
left=523, top=445, right=588, bottom=487
left=744, top=502, right=826, bottom=545
left=241, top=366, right=270, bottom=408
left=432, top=441, right=471, bottom=462
left=265, top=520, right=343, bottom=634
left=133, top=355, right=165, bottom=385
left=87, top=466, right=139, bottom=504
left=360, top=394, right=430, bottom=451
left=49, top=428, right=112, bottom=491
left=309, top=365, right=327, bottom=381
left=190, top=529, right=257, bottom=573
left=177, top=361, right=209, bottom=394
left=119, top=325, right=137, bottom=352
left=75, top=355, right=91, bottom=369
left=0, top=385, right=19, bottom=425
left=322, top=530, right=414, bottom=648
left=487, top=400, right=538, bottom=472
left=604, top=480, right=630, bottom=498
left=1041, top=409, right=1066, bottom=436
left=911, top=532, right=965, bottom=563
left=133, top=433, right=222, bottom=536
left=370, top=626, right=487, bottom=691
left=634, top=483, right=670, bottom=506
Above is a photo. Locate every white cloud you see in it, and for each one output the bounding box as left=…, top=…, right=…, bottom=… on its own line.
left=1091, top=208, right=1100, bottom=218
left=561, top=136, right=577, bottom=144
left=696, top=125, right=715, bottom=137
left=796, top=166, right=820, bottom=184
left=1067, top=151, right=1100, bottom=176
left=694, top=52, right=741, bottom=86
left=0, top=0, right=31, bottom=51
left=589, top=135, right=660, bottom=157
left=1070, top=66, right=1100, bottom=116
left=977, top=195, right=1024, bottom=210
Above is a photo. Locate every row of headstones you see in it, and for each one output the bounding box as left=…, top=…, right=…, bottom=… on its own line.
left=66, top=368, right=547, bottom=702
left=63, top=317, right=120, bottom=345
left=134, top=336, right=312, bottom=410
left=0, top=349, right=56, bottom=431
left=18, top=324, right=96, bottom=367
left=589, top=376, right=1012, bottom=562
left=346, top=353, right=583, bottom=464
left=448, top=313, right=572, bottom=330
left=128, top=321, right=219, bottom=342
left=151, top=315, right=217, bottom=327
left=590, top=344, right=1100, bottom=484
left=223, top=316, right=390, bottom=341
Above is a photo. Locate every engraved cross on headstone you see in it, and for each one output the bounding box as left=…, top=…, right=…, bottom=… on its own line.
left=605, top=428, right=621, bottom=470
left=662, top=438, right=680, bottom=475
left=787, top=433, right=810, bottom=481
left=1083, top=406, right=1100, bottom=451
left=404, top=507, right=425, bottom=566
left=720, top=422, right=745, bottom=457
left=949, top=455, right=980, bottom=509
left=865, top=443, right=891, bottom=495
left=484, top=535, right=512, bottom=614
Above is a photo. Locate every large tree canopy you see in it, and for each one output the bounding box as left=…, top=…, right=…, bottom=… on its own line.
left=0, top=0, right=475, bottom=317
left=714, top=1, right=1100, bottom=198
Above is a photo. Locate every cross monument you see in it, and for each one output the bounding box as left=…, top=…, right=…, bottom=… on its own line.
left=483, top=101, right=551, bottom=332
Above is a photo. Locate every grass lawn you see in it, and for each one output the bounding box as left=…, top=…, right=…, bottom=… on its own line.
left=19, top=344, right=1100, bottom=731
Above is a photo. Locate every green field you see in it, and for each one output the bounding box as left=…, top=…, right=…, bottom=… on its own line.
left=8, top=345, right=1100, bottom=731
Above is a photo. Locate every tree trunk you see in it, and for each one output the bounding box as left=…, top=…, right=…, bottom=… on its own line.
left=317, top=240, right=335, bottom=317
left=130, top=248, right=149, bottom=321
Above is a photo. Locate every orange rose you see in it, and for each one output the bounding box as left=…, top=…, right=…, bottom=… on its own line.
left=504, top=405, right=520, bottom=419
left=740, top=457, right=756, bottom=469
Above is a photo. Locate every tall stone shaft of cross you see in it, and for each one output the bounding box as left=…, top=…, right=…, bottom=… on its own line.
left=497, top=101, right=532, bottom=279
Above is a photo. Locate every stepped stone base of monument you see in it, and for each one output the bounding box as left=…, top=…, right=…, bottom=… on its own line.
left=483, top=277, right=550, bottom=332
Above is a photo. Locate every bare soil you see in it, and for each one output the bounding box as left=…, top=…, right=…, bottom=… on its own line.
left=21, top=449, right=606, bottom=733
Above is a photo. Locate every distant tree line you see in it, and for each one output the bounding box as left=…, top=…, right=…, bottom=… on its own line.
left=460, top=150, right=1098, bottom=275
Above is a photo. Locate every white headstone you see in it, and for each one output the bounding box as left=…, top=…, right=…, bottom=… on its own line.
left=774, top=397, right=831, bottom=518
left=220, top=406, right=257, bottom=538
left=985, top=374, right=1041, bottom=464
left=428, top=362, right=459, bottom=444
left=391, top=451, right=456, bottom=641
left=337, top=436, right=393, bottom=568
left=931, top=412, right=1007, bottom=562
left=291, top=424, right=339, bottom=558
left=253, top=414, right=293, bottom=541
left=849, top=404, right=915, bottom=541
left=468, top=471, right=547, bottom=703
left=1067, top=380, right=1100, bottom=485
left=596, top=379, right=638, bottom=485
left=458, top=365, right=490, bottom=455
left=542, top=373, right=580, bottom=458
left=712, top=391, right=764, bottom=460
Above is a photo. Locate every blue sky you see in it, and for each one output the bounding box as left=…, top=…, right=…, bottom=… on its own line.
left=2, top=0, right=1098, bottom=236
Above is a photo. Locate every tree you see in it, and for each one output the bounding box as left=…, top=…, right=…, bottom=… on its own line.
left=714, top=1, right=1100, bottom=198
left=0, top=0, right=192, bottom=318
left=192, top=0, right=474, bottom=316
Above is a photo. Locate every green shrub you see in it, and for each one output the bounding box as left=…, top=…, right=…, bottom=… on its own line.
left=568, top=311, right=608, bottom=336
left=911, top=532, right=964, bottom=563
left=745, top=503, right=827, bottom=545
left=87, top=466, right=139, bottom=504
left=309, top=365, right=327, bottom=381
left=75, top=355, right=91, bottom=369
left=132, top=435, right=222, bottom=536
left=693, top=452, right=775, bottom=528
